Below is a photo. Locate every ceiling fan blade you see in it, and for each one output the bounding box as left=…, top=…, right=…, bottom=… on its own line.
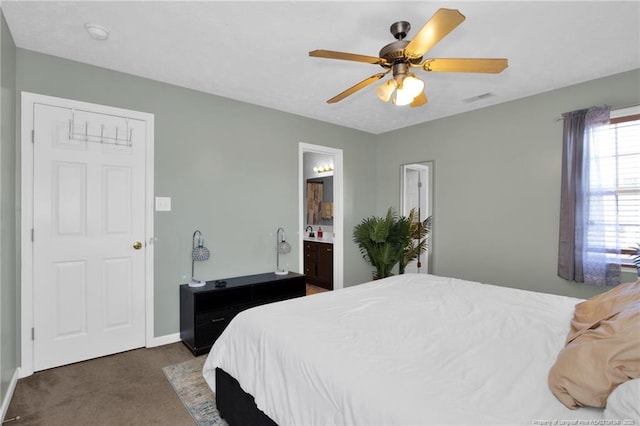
left=423, top=58, right=508, bottom=73
left=404, top=8, right=466, bottom=60
left=410, top=91, right=428, bottom=108
left=309, top=49, right=388, bottom=66
left=327, top=72, right=388, bottom=104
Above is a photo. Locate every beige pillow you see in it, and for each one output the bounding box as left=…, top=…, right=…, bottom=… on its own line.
left=549, top=284, right=640, bottom=409
left=567, top=280, right=640, bottom=344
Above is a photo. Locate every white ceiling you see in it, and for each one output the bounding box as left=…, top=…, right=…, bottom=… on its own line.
left=2, top=1, right=639, bottom=134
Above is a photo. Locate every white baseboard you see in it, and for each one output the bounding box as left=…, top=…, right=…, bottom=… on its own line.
left=0, top=367, right=20, bottom=423
left=147, top=332, right=181, bottom=348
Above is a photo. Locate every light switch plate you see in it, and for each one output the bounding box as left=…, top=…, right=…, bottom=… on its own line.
left=155, top=196, right=171, bottom=212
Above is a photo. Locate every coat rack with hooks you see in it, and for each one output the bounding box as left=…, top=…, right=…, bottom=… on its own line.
left=68, top=110, right=133, bottom=146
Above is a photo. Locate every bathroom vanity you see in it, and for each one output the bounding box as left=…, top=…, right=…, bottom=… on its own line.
left=304, top=239, right=333, bottom=290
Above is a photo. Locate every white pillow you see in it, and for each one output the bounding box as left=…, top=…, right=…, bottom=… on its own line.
left=604, top=379, right=640, bottom=421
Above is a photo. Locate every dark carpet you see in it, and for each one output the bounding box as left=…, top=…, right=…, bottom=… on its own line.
left=6, top=343, right=197, bottom=425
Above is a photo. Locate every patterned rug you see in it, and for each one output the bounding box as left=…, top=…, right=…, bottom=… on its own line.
left=163, top=356, right=228, bottom=426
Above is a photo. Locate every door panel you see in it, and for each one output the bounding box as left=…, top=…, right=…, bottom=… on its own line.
left=103, top=166, right=131, bottom=234
left=103, top=257, right=133, bottom=329
left=53, top=260, right=87, bottom=338
left=53, top=162, right=87, bottom=236
left=33, top=103, right=146, bottom=371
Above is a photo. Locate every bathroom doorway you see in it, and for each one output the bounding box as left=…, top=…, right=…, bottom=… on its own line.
left=299, top=143, right=344, bottom=289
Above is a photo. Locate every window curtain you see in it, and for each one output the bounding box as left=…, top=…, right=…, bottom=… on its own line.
left=558, top=105, right=621, bottom=286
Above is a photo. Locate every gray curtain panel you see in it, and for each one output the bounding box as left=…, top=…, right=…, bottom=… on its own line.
left=558, top=106, right=616, bottom=284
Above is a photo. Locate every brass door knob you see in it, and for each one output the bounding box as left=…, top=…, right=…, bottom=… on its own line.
left=133, top=241, right=143, bottom=250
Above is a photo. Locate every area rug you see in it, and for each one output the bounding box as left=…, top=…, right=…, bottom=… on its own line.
left=163, top=356, right=228, bottom=426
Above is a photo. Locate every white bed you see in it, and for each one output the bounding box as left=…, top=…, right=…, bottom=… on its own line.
left=203, top=273, right=607, bottom=425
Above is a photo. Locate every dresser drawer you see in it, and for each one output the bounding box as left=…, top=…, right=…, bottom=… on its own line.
left=194, top=308, right=237, bottom=351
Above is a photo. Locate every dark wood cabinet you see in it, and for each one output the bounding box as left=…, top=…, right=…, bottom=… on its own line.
left=180, top=272, right=306, bottom=356
left=304, top=241, right=317, bottom=281
left=304, top=241, right=333, bottom=290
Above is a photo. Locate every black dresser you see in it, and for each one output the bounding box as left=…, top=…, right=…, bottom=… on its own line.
left=179, top=272, right=306, bottom=356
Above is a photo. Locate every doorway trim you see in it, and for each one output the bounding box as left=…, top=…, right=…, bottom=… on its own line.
left=298, top=143, right=344, bottom=289
left=400, top=161, right=435, bottom=274
left=20, top=92, right=155, bottom=377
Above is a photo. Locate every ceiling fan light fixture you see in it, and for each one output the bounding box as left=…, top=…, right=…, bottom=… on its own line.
left=393, top=74, right=424, bottom=106
left=310, top=9, right=508, bottom=107
left=376, top=79, right=397, bottom=102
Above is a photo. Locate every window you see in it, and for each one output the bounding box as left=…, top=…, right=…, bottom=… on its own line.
left=587, top=107, right=640, bottom=266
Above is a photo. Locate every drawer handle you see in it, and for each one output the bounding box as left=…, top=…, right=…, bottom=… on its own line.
left=211, top=318, right=226, bottom=323
left=326, top=248, right=332, bottom=252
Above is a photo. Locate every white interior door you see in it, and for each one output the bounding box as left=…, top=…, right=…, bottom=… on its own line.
left=31, top=103, right=147, bottom=371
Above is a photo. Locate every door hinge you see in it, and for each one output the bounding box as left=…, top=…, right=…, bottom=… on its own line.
left=31, top=327, right=35, bottom=341
left=31, top=228, right=34, bottom=242
left=31, top=129, right=35, bottom=144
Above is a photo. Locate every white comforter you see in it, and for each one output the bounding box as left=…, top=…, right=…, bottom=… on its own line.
left=203, top=273, right=604, bottom=425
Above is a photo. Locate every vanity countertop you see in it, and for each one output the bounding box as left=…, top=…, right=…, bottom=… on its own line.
left=303, top=236, right=333, bottom=244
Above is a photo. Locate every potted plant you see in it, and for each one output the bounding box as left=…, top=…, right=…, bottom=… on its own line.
left=353, top=207, right=431, bottom=279
left=353, top=208, right=401, bottom=279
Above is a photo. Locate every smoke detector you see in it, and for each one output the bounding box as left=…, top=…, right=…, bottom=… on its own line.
left=84, top=23, right=110, bottom=41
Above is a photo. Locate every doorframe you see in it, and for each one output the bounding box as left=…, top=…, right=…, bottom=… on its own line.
left=400, top=161, right=434, bottom=274
left=20, top=92, right=155, bottom=377
left=298, top=143, right=344, bottom=289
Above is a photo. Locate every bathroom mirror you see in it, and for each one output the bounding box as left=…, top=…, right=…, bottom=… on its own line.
left=400, top=161, right=434, bottom=274
left=306, top=176, right=333, bottom=225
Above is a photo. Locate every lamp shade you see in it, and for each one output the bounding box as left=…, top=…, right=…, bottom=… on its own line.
left=192, top=246, right=210, bottom=261
left=376, top=79, right=397, bottom=102
left=277, top=240, right=291, bottom=254
left=394, top=75, right=425, bottom=106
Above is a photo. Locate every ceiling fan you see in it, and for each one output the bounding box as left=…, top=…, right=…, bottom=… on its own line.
left=309, top=8, right=508, bottom=107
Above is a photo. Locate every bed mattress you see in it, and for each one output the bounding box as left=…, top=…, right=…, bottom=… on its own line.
left=203, top=273, right=604, bottom=425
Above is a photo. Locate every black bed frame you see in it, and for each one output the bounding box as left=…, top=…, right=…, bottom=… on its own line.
left=215, top=367, right=278, bottom=426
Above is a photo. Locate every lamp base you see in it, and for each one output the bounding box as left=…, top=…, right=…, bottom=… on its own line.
left=188, top=279, right=206, bottom=288
left=274, top=270, right=289, bottom=275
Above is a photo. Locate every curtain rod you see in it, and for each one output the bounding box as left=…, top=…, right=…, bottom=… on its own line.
left=554, top=103, right=639, bottom=122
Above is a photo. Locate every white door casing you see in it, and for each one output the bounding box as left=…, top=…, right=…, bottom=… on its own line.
left=401, top=163, right=432, bottom=274
left=21, top=92, right=155, bottom=376
left=298, top=143, right=344, bottom=290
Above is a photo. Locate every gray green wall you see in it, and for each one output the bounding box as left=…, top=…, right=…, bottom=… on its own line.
left=0, top=11, right=17, bottom=410
left=15, top=49, right=377, bottom=337
left=11, top=46, right=640, bottom=343
left=375, top=69, right=640, bottom=299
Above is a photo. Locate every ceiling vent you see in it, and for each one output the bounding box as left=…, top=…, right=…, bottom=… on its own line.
left=463, top=92, right=495, bottom=103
